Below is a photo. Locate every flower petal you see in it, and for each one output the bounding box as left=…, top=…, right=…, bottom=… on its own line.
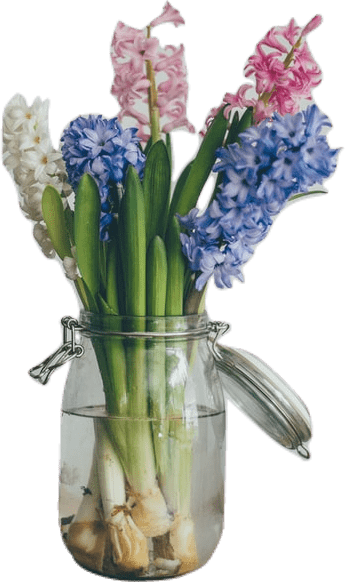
left=150, top=2, right=185, bottom=28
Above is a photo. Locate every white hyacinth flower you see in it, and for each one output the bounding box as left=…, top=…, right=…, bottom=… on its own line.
left=33, top=223, right=55, bottom=258
left=4, top=94, right=50, bottom=133
left=63, top=256, right=79, bottom=281
left=19, top=125, right=50, bottom=152
left=2, top=94, right=71, bottom=258
left=21, top=182, right=45, bottom=222
left=15, top=166, right=40, bottom=192
left=22, top=144, right=62, bottom=182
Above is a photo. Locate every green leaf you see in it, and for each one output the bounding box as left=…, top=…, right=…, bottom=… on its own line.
left=41, top=185, right=72, bottom=260
left=118, top=166, right=146, bottom=316
left=144, top=136, right=153, bottom=156
left=82, top=279, right=99, bottom=313
left=143, top=139, right=171, bottom=246
left=168, top=107, right=228, bottom=221
left=235, top=106, right=254, bottom=142
left=288, top=189, right=327, bottom=203
left=169, top=161, right=193, bottom=215
left=97, top=294, right=118, bottom=315
left=146, top=236, right=168, bottom=316
left=225, top=110, right=240, bottom=145
left=106, top=235, right=120, bottom=314
left=64, top=204, right=75, bottom=246
left=74, top=173, right=101, bottom=298
left=165, top=133, right=172, bottom=169
left=165, top=217, right=185, bottom=316
left=209, top=110, right=241, bottom=204
left=73, top=277, right=89, bottom=311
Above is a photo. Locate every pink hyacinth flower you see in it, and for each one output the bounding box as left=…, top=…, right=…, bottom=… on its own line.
left=244, top=15, right=322, bottom=121
left=301, top=15, right=322, bottom=37
left=110, top=8, right=194, bottom=141
left=223, top=84, right=257, bottom=109
left=111, top=22, right=160, bottom=70
left=280, top=18, right=301, bottom=46
left=245, top=47, right=288, bottom=94
left=150, top=2, right=185, bottom=28
left=200, top=15, right=323, bottom=132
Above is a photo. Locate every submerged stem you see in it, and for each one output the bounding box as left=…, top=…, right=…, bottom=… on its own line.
left=123, top=334, right=172, bottom=537
left=95, top=420, right=150, bottom=572
left=66, top=446, right=107, bottom=573
left=94, top=419, right=126, bottom=518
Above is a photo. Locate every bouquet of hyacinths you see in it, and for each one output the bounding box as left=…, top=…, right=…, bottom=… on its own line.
left=2, top=3, right=338, bottom=577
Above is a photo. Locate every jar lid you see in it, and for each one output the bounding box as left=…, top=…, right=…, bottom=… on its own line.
left=215, top=344, right=312, bottom=459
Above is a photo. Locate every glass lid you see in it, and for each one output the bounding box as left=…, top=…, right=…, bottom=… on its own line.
left=215, top=343, right=312, bottom=459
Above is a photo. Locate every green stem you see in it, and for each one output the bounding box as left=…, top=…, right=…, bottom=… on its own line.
left=165, top=221, right=195, bottom=515
left=117, top=166, right=159, bottom=494
left=184, top=283, right=207, bottom=316
left=106, top=234, right=120, bottom=314
left=146, top=237, right=168, bottom=477
left=164, top=317, right=195, bottom=517
left=145, top=39, right=160, bottom=145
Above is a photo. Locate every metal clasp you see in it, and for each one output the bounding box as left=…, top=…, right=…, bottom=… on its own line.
left=207, top=321, right=230, bottom=360
left=29, top=316, right=84, bottom=385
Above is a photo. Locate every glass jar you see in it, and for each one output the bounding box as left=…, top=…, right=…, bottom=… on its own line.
left=59, top=312, right=226, bottom=579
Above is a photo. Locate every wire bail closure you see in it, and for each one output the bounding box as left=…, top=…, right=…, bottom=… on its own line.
left=207, top=321, right=230, bottom=360
left=29, top=317, right=84, bottom=385
left=28, top=316, right=230, bottom=385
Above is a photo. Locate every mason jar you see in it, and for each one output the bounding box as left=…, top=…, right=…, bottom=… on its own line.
left=59, top=312, right=226, bottom=579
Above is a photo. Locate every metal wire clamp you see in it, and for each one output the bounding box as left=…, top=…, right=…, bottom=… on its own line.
left=207, top=321, right=230, bottom=360
left=29, top=316, right=84, bottom=385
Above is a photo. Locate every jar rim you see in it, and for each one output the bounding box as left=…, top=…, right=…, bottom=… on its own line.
left=79, top=310, right=210, bottom=338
